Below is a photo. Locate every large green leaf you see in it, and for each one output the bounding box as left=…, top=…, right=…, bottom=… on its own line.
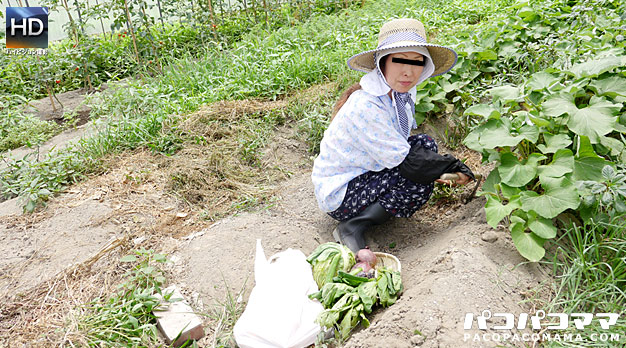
left=576, top=135, right=600, bottom=158
left=588, top=76, right=626, bottom=97
left=488, top=85, right=522, bottom=102
left=517, top=6, right=539, bottom=22
left=519, top=125, right=540, bottom=144
left=537, top=133, right=572, bottom=154
left=598, top=135, right=625, bottom=158
left=480, top=168, right=500, bottom=196
left=573, top=135, right=612, bottom=181
left=544, top=94, right=620, bottom=142
left=499, top=152, right=546, bottom=187
left=566, top=56, right=625, bottom=78
left=537, top=149, right=574, bottom=178
left=463, top=119, right=525, bottom=152
left=501, top=183, right=522, bottom=199
left=528, top=113, right=552, bottom=128
left=538, top=173, right=576, bottom=192
left=510, top=217, right=545, bottom=262
left=484, top=195, right=521, bottom=228
left=415, top=101, right=435, bottom=112
left=476, top=49, right=498, bottom=61
left=527, top=214, right=557, bottom=239
left=542, top=93, right=576, bottom=118
left=519, top=188, right=580, bottom=219
left=566, top=96, right=621, bottom=143
left=464, top=104, right=501, bottom=120
left=574, top=157, right=610, bottom=181
left=527, top=71, right=560, bottom=91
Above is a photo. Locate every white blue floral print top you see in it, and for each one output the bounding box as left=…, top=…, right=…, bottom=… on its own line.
left=311, top=68, right=418, bottom=212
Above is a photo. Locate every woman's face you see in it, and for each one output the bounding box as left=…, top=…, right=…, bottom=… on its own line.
left=381, top=52, right=425, bottom=93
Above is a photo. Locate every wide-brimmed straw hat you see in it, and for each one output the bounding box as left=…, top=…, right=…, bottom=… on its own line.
left=347, top=18, right=457, bottom=77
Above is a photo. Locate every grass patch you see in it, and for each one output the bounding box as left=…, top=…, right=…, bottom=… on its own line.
left=0, top=110, right=60, bottom=152
left=71, top=249, right=167, bottom=347
left=540, top=220, right=626, bottom=347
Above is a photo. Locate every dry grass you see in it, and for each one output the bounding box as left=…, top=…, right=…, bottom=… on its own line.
left=0, top=89, right=321, bottom=346
left=163, top=100, right=289, bottom=219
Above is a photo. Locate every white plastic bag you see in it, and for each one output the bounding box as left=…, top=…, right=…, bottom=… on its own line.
left=233, top=239, right=323, bottom=348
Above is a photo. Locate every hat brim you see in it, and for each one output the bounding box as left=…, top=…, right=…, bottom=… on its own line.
left=347, top=43, right=458, bottom=77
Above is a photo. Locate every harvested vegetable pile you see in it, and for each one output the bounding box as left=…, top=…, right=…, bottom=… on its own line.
left=307, top=243, right=404, bottom=340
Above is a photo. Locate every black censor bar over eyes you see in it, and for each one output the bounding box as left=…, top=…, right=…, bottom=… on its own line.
left=391, top=57, right=425, bottom=66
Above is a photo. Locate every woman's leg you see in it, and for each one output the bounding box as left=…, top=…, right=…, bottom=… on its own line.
left=378, top=133, right=437, bottom=217
left=328, top=133, right=438, bottom=221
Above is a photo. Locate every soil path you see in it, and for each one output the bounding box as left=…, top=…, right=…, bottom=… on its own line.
left=0, top=118, right=549, bottom=347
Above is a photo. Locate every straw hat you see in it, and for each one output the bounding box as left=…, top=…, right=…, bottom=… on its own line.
left=347, top=18, right=457, bottom=77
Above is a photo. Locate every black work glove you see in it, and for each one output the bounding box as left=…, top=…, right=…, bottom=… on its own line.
left=398, top=143, right=475, bottom=185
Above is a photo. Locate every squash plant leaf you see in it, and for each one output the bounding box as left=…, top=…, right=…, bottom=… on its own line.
left=542, top=93, right=577, bottom=118
left=510, top=217, right=545, bottom=262
left=537, top=133, right=572, bottom=154
left=598, top=135, right=625, bottom=158
left=519, top=188, right=580, bottom=219
left=573, top=135, right=612, bottom=181
left=485, top=195, right=521, bottom=228
left=476, top=49, right=498, bottom=61
left=566, top=96, right=620, bottom=143
left=463, top=119, right=525, bottom=152
left=519, top=124, right=540, bottom=144
left=527, top=71, right=560, bottom=91
left=588, top=76, right=626, bottom=97
left=488, top=85, right=522, bottom=102
left=527, top=214, right=557, bottom=239
left=464, top=104, right=501, bottom=120
left=566, top=56, right=624, bottom=79
left=480, top=168, right=500, bottom=196
left=537, top=149, right=574, bottom=178
left=574, top=157, right=611, bottom=181
left=499, top=152, right=546, bottom=187
left=538, top=173, right=576, bottom=192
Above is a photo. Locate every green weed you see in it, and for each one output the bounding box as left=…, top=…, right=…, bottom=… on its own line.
left=73, top=249, right=168, bottom=347
left=203, top=278, right=248, bottom=347
left=541, top=220, right=626, bottom=347
left=0, top=109, right=60, bottom=152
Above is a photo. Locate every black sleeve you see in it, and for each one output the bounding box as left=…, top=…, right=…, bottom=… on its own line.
left=398, top=144, right=475, bottom=184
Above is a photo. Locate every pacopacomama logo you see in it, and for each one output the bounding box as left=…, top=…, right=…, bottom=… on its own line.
left=6, top=7, right=49, bottom=48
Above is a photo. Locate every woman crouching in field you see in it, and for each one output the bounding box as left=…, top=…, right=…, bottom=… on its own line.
left=312, top=18, right=475, bottom=252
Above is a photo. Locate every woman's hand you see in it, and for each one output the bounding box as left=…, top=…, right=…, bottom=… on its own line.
left=435, top=172, right=472, bottom=186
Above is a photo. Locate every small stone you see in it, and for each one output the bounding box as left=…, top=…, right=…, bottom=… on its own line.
left=411, top=334, right=425, bottom=346
left=133, top=236, right=146, bottom=245
left=481, top=231, right=499, bottom=243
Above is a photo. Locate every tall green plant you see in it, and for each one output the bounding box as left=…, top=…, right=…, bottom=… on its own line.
left=462, top=0, right=626, bottom=261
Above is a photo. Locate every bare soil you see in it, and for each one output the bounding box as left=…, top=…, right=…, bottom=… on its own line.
left=0, top=94, right=550, bottom=347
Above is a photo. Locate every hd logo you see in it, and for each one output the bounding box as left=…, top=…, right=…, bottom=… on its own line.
left=6, top=7, right=49, bottom=48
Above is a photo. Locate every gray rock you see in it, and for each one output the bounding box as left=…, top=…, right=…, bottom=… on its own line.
left=481, top=231, right=499, bottom=243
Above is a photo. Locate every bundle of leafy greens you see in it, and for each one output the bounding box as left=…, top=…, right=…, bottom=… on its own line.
left=308, top=265, right=403, bottom=340
left=306, top=242, right=356, bottom=288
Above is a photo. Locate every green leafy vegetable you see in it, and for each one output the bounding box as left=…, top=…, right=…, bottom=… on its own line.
left=308, top=265, right=403, bottom=341
left=307, top=243, right=355, bottom=289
